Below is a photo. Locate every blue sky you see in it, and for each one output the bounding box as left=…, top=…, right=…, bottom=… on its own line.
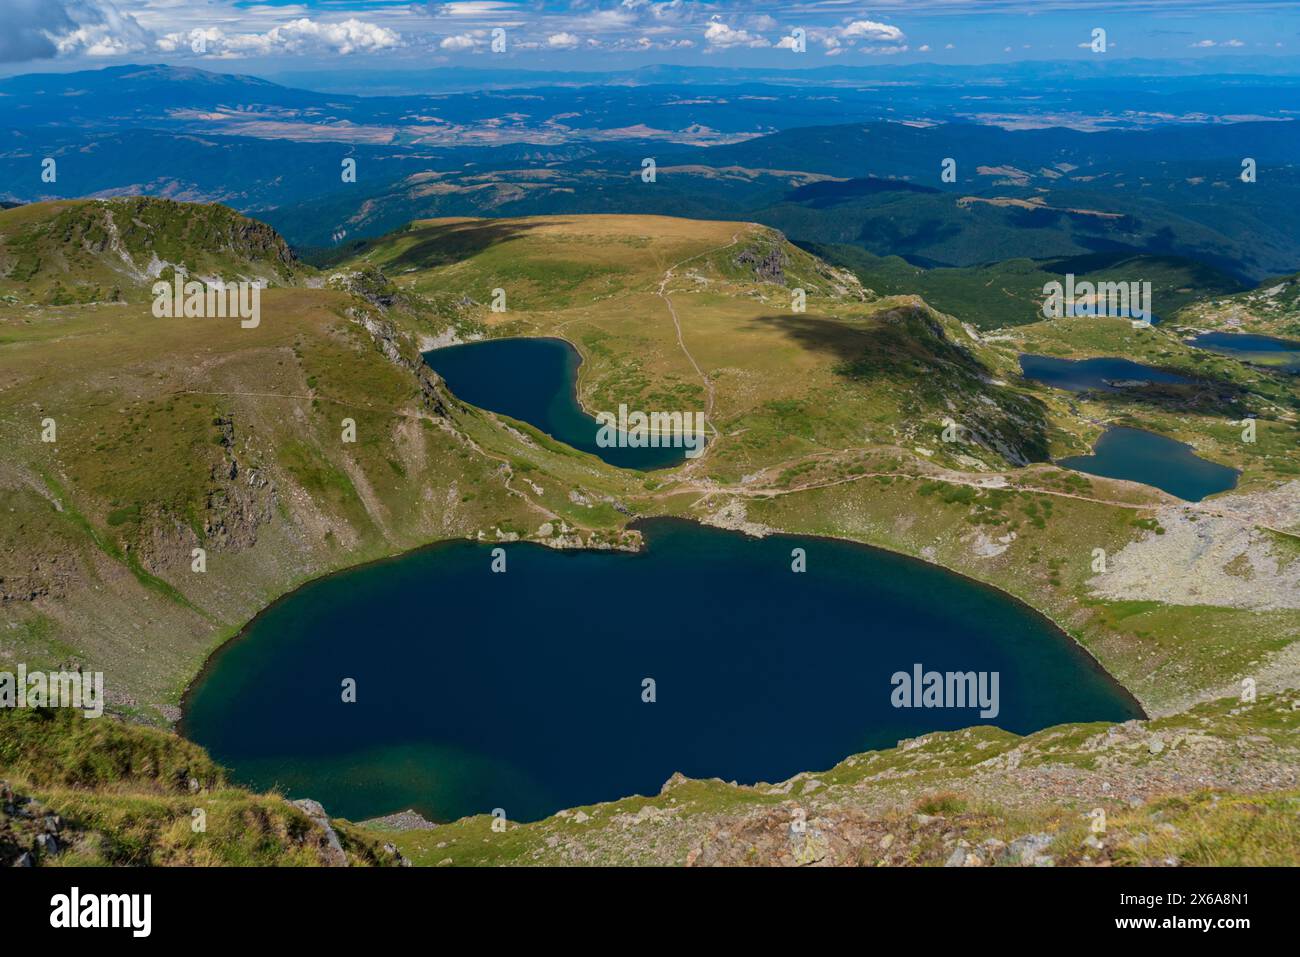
left=3, top=0, right=1299, bottom=74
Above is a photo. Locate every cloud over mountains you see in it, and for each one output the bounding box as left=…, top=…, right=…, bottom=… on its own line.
left=1, top=0, right=1291, bottom=68
left=0, top=0, right=915, bottom=65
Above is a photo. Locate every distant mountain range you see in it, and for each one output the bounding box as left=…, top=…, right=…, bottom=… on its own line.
left=5, top=61, right=1300, bottom=145
left=267, top=56, right=1300, bottom=93
left=2, top=63, right=1298, bottom=295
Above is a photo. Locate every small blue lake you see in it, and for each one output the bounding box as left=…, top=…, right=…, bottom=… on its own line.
left=182, top=519, right=1142, bottom=824
left=1057, top=426, right=1238, bottom=501
left=423, top=337, right=694, bottom=470
left=1019, top=354, right=1194, bottom=392
left=1188, top=331, right=1300, bottom=373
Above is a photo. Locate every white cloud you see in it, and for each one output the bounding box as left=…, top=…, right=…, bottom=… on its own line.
left=599, top=35, right=682, bottom=52
left=808, top=18, right=905, bottom=54
left=272, top=18, right=400, bottom=56
left=703, top=18, right=770, bottom=49
left=157, top=18, right=401, bottom=59
left=439, top=33, right=479, bottom=51
left=547, top=32, right=580, bottom=50
left=1225, top=38, right=1245, bottom=47
left=1192, top=39, right=1217, bottom=47
left=841, top=20, right=905, bottom=43
left=434, top=2, right=516, bottom=16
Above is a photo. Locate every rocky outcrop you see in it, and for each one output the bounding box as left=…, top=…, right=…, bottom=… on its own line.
left=291, top=798, right=349, bottom=867
left=1, top=781, right=66, bottom=867
left=360, top=808, right=438, bottom=831
left=734, top=243, right=789, bottom=285
left=132, top=413, right=276, bottom=576
left=334, top=269, right=453, bottom=419
left=350, top=306, right=452, bottom=419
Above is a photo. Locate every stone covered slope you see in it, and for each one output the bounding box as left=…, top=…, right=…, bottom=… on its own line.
left=381, top=692, right=1300, bottom=867
left=1173, top=271, right=1300, bottom=337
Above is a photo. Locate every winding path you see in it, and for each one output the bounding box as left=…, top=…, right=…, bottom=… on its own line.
left=654, top=230, right=746, bottom=440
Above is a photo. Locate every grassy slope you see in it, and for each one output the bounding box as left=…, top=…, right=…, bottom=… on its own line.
left=349, top=215, right=1053, bottom=477
left=0, top=708, right=401, bottom=866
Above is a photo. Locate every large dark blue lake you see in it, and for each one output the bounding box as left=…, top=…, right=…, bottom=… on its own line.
left=424, top=337, right=691, bottom=470
left=183, top=520, right=1141, bottom=824
left=1058, top=426, right=1238, bottom=501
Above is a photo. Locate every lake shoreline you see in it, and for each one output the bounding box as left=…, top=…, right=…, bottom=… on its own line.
left=178, top=511, right=1149, bottom=727
left=423, top=335, right=700, bottom=471
left=175, top=512, right=1148, bottom=817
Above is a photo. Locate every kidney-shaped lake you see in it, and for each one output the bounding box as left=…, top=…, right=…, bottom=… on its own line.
left=183, top=520, right=1142, bottom=824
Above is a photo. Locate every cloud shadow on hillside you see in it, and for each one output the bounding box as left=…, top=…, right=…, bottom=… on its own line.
left=386, top=218, right=564, bottom=271
left=747, top=310, right=1055, bottom=463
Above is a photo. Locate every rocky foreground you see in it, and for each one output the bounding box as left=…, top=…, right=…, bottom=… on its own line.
left=377, top=692, right=1300, bottom=867
left=3, top=684, right=1296, bottom=868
